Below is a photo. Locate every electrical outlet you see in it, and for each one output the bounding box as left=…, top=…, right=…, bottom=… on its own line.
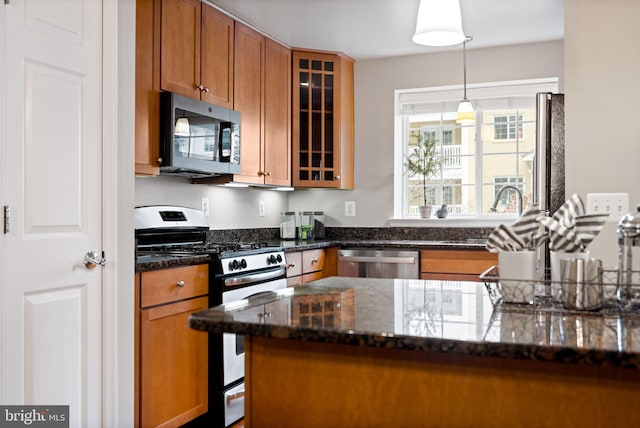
left=258, top=200, right=266, bottom=217
left=345, top=201, right=356, bottom=217
left=586, top=193, right=629, bottom=222
left=201, top=197, right=210, bottom=216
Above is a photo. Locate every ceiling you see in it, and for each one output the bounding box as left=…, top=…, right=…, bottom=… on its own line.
left=208, top=0, right=564, bottom=61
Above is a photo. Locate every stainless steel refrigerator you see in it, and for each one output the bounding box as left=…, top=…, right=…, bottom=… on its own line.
left=534, top=92, right=565, bottom=277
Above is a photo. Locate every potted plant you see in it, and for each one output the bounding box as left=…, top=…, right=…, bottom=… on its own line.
left=405, top=131, right=441, bottom=218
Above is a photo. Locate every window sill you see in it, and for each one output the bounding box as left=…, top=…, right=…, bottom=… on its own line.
left=387, top=216, right=517, bottom=228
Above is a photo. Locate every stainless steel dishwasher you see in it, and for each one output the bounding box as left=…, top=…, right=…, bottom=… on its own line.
left=337, top=249, right=420, bottom=279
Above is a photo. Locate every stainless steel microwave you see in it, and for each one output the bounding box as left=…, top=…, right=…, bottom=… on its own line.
left=160, top=92, right=241, bottom=178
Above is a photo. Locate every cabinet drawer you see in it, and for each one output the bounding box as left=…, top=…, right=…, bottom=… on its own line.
left=302, top=249, right=325, bottom=273
left=286, top=251, right=302, bottom=277
left=420, top=250, right=497, bottom=275
left=140, top=264, right=209, bottom=308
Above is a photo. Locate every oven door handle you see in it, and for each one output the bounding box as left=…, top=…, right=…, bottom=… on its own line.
left=226, top=389, right=245, bottom=406
left=224, top=267, right=286, bottom=288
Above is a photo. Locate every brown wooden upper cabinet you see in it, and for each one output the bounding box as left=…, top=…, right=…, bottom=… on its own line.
left=135, top=0, right=161, bottom=175
left=292, top=50, right=354, bottom=189
left=135, top=0, right=235, bottom=176
left=160, top=0, right=234, bottom=109
left=233, top=23, right=291, bottom=186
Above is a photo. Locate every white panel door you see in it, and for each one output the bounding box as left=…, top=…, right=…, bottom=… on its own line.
left=2, top=0, right=103, bottom=426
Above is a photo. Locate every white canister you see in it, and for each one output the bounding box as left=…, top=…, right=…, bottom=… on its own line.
left=498, top=250, right=538, bottom=304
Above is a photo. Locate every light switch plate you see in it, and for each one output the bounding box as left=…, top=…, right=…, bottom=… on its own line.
left=258, top=200, right=266, bottom=217
left=201, top=197, right=210, bottom=216
left=586, top=192, right=629, bottom=222
left=345, top=201, right=356, bottom=217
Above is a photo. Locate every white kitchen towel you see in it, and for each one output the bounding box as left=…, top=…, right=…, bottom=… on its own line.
left=575, top=213, right=610, bottom=248
left=486, top=224, right=528, bottom=252
left=538, top=194, right=608, bottom=252
left=509, top=206, right=543, bottom=247
left=551, top=193, right=584, bottom=228
left=485, top=206, right=542, bottom=252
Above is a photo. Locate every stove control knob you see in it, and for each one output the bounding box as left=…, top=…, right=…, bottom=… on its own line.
left=268, top=254, right=276, bottom=264
left=276, top=254, right=283, bottom=263
left=230, top=260, right=239, bottom=271
left=240, top=259, right=247, bottom=269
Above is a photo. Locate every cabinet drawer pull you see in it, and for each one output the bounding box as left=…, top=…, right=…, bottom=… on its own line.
left=176, top=280, right=185, bottom=288
left=287, top=263, right=296, bottom=269
left=311, top=258, right=319, bottom=263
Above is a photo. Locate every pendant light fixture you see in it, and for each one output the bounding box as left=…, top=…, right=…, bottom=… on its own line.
left=412, top=0, right=465, bottom=47
left=456, top=36, right=474, bottom=124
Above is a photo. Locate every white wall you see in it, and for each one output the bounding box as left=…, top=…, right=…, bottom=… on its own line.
left=565, top=0, right=640, bottom=267
left=289, top=40, right=564, bottom=227
left=135, top=176, right=288, bottom=229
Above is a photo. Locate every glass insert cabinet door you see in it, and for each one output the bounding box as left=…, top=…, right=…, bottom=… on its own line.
left=292, top=51, right=353, bottom=189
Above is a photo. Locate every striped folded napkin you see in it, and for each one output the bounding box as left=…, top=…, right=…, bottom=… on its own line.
left=537, top=194, right=609, bottom=252
left=486, top=206, right=543, bottom=252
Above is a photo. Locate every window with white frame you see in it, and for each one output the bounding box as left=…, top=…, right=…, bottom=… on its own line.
left=493, top=114, right=524, bottom=141
left=394, top=78, right=558, bottom=219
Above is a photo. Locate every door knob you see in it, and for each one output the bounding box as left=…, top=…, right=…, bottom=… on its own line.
left=84, top=250, right=106, bottom=270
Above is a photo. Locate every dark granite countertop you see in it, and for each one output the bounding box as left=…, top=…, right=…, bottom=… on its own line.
left=189, top=277, right=640, bottom=369
left=135, top=254, right=210, bottom=272
left=279, top=238, right=487, bottom=252
left=136, top=239, right=488, bottom=271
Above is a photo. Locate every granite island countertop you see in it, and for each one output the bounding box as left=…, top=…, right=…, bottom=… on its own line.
left=189, top=276, right=640, bottom=369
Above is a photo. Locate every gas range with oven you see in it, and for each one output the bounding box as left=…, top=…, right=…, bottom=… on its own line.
left=135, top=205, right=287, bottom=427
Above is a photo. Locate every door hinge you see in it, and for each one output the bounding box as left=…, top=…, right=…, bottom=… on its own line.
left=3, top=206, right=10, bottom=234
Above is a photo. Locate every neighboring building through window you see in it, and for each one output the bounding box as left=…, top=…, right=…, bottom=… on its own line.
left=394, top=78, right=558, bottom=219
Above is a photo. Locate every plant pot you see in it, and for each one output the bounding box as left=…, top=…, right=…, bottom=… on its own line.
left=418, top=205, right=432, bottom=219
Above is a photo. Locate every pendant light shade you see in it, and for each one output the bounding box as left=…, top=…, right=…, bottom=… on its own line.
left=174, top=117, right=190, bottom=136
left=456, top=100, right=474, bottom=123
left=412, top=0, right=465, bottom=47
left=456, top=36, right=474, bottom=124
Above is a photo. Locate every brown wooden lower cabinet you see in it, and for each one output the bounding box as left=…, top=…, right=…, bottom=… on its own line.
left=136, top=265, right=209, bottom=428
left=245, top=336, right=640, bottom=427
left=286, top=247, right=337, bottom=286
left=421, top=249, right=497, bottom=281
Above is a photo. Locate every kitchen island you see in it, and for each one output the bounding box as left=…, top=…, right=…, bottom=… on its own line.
left=189, top=277, right=640, bottom=427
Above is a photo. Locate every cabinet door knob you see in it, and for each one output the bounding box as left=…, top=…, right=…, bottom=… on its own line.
left=202, top=86, right=210, bottom=93
left=312, top=258, right=319, bottom=263
left=176, top=280, right=185, bottom=288
left=335, top=175, right=341, bottom=180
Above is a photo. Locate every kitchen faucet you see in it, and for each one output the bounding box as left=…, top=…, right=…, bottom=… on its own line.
left=490, top=185, right=523, bottom=215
